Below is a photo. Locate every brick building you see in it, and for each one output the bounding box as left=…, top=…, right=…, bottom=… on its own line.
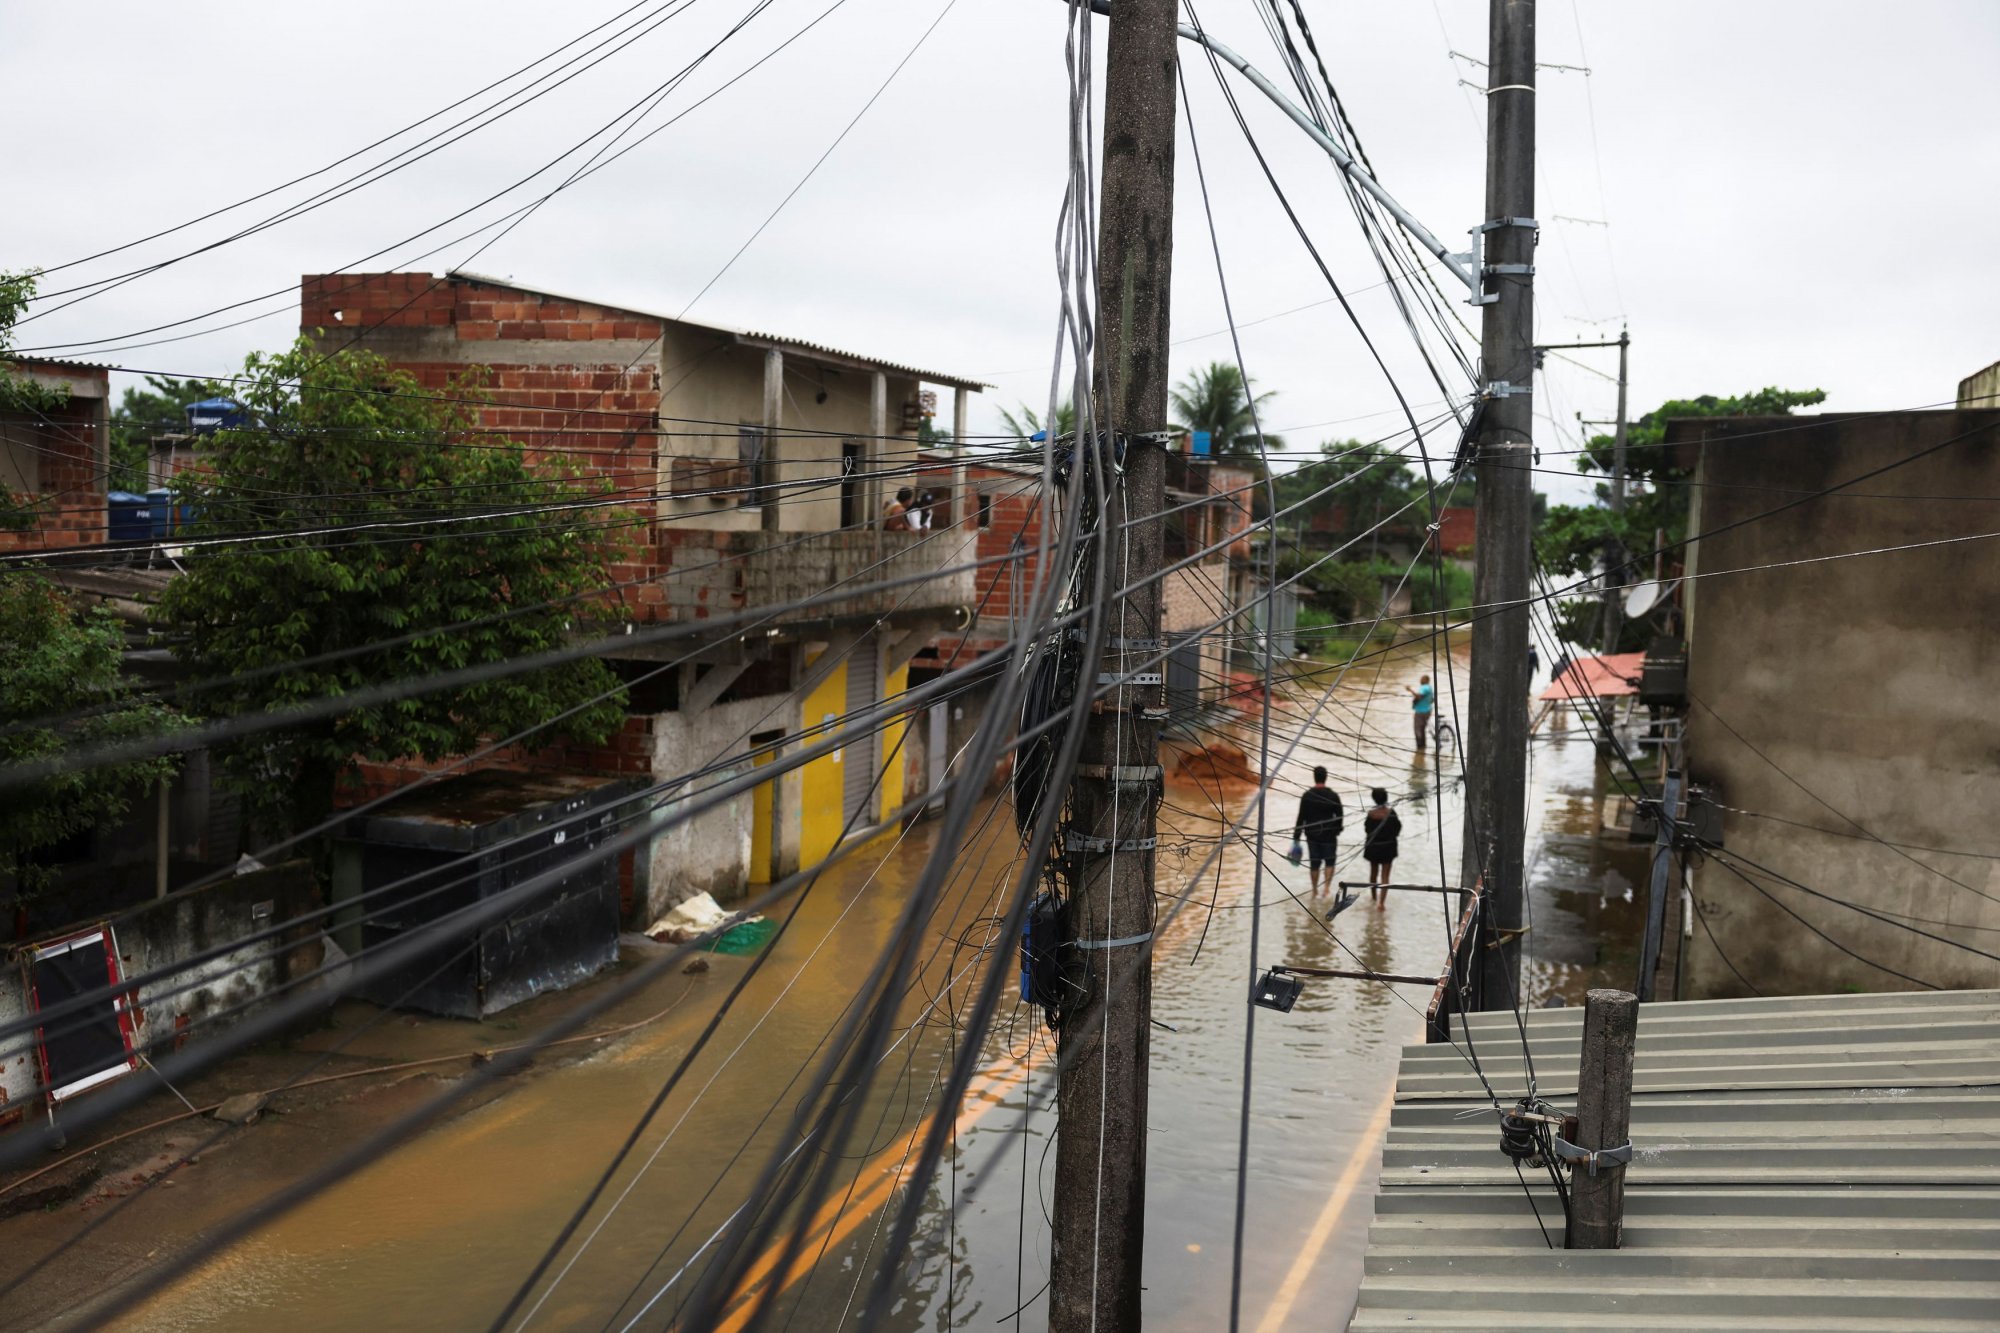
left=1, top=358, right=111, bottom=552
left=907, top=446, right=1257, bottom=793
left=303, top=271, right=984, bottom=920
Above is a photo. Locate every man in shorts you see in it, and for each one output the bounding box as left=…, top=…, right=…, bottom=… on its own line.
left=1408, top=674, right=1436, bottom=751
left=1293, top=765, right=1345, bottom=895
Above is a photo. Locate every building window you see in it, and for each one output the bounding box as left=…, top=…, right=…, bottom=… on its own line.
left=977, top=492, right=993, bottom=529
left=738, top=424, right=768, bottom=505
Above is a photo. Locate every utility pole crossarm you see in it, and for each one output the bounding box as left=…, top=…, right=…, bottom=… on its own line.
left=1076, top=0, right=1489, bottom=299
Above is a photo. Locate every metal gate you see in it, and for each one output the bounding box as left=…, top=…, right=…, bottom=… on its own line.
left=841, top=631, right=878, bottom=828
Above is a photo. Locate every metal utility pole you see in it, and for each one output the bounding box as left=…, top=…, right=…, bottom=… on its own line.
left=1463, top=0, right=1536, bottom=1013
left=1050, top=0, right=1175, bottom=1327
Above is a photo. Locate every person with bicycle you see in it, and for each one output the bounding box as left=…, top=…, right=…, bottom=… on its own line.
left=1407, top=674, right=1436, bottom=752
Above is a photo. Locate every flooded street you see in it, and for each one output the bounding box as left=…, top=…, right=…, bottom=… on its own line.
left=3, top=640, right=1644, bottom=1332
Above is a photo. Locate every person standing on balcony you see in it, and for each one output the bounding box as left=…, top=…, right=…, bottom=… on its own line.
left=882, top=487, right=913, bottom=531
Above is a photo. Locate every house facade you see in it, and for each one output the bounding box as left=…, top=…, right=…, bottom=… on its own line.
left=1671, top=406, right=2000, bottom=995
left=1, top=357, right=111, bottom=553
left=302, top=271, right=984, bottom=921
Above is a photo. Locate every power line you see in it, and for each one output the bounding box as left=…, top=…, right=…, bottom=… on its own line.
left=23, top=0, right=693, bottom=289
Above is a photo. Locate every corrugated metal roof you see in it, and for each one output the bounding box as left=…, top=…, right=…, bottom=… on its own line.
left=446, top=270, right=990, bottom=390
left=1351, top=989, right=2000, bottom=1331
left=4, top=354, right=116, bottom=376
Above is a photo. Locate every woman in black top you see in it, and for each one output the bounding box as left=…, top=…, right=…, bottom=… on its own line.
left=1361, top=787, right=1402, bottom=909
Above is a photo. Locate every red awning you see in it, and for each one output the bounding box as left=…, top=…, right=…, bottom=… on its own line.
left=1539, top=651, right=1645, bottom=701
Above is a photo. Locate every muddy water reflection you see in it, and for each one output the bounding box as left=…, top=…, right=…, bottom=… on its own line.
left=80, top=642, right=1643, bottom=1332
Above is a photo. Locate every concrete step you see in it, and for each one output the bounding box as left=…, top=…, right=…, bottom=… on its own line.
left=1348, top=1272, right=2000, bottom=1320
left=1367, top=1215, right=2000, bottom=1250
left=1367, top=1185, right=2000, bottom=1220
left=1361, top=1243, right=2000, bottom=1282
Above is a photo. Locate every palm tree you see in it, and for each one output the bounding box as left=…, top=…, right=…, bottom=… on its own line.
left=1170, top=362, right=1283, bottom=460
left=998, top=400, right=1077, bottom=439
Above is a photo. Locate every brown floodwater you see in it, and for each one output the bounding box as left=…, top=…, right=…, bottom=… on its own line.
left=4, top=639, right=1645, bottom=1332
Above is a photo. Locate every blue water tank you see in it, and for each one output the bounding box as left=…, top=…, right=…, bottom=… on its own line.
left=107, top=491, right=152, bottom=544
left=184, top=398, right=245, bottom=435
left=144, top=488, right=178, bottom=541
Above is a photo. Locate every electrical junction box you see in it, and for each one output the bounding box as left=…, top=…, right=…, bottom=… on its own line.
left=1640, top=636, right=1689, bottom=707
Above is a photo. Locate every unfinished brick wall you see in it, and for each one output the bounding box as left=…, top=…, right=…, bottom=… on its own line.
left=930, top=464, right=1044, bottom=669
left=300, top=273, right=666, bottom=612
left=0, top=362, right=108, bottom=553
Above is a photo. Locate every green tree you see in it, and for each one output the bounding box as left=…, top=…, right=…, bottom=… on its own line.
left=1536, top=386, right=1825, bottom=649
left=1270, top=438, right=1430, bottom=534
left=109, top=374, right=233, bottom=492
left=916, top=415, right=953, bottom=450
left=154, top=338, right=629, bottom=831
left=997, top=400, right=1076, bottom=440
left=1170, top=361, right=1283, bottom=462
left=1, top=571, right=184, bottom=900
left=1, top=269, right=71, bottom=532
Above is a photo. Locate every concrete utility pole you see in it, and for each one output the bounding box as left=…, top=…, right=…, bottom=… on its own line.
left=1554, top=326, right=1631, bottom=651
left=1635, top=767, right=1683, bottom=1001
left=1464, top=0, right=1537, bottom=1013
left=1601, top=326, right=1630, bottom=650
left=1050, top=0, right=1176, bottom=1326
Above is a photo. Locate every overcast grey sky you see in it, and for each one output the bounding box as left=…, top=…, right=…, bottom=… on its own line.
left=4, top=1, right=1995, bottom=504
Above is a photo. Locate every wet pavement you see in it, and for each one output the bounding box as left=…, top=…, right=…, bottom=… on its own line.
left=0, top=640, right=1646, bottom=1332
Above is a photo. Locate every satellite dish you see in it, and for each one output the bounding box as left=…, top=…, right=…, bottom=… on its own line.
left=1623, top=578, right=1680, bottom=618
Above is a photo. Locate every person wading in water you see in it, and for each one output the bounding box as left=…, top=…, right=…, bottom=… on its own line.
left=1362, top=787, right=1402, bottom=909
left=1292, top=765, right=1345, bottom=896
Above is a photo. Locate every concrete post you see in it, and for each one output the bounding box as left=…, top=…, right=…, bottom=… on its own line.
left=155, top=777, right=170, bottom=899
left=1570, top=987, right=1637, bottom=1248
left=1465, top=0, right=1537, bottom=1014
left=1050, top=0, right=1176, bottom=1326
left=953, top=386, right=970, bottom=530
left=761, top=348, right=783, bottom=532
left=870, top=370, right=888, bottom=564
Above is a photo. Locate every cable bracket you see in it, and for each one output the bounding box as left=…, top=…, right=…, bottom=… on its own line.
left=1106, top=636, right=1164, bottom=652
left=1096, top=671, right=1164, bottom=687
left=1483, top=380, right=1532, bottom=399
left=1073, top=764, right=1163, bottom=784
left=1483, top=262, right=1536, bottom=277
left=1067, top=830, right=1159, bottom=854
left=1071, top=931, right=1154, bottom=951
left=1472, top=216, right=1538, bottom=233
left=1551, top=1135, right=1633, bottom=1177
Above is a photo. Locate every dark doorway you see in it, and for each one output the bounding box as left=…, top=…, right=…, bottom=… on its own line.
left=840, top=441, right=864, bottom=529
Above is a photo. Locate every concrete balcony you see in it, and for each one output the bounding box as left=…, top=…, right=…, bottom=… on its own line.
left=653, top=525, right=976, bottom=624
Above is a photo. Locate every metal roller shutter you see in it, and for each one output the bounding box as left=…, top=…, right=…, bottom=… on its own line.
left=841, top=630, right=878, bottom=827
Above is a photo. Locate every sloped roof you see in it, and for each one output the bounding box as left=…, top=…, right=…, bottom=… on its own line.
left=1539, top=650, right=1644, bottom=701
left=1351, top=988, right=2000, bottom=1331
left=447, top=270, right=989, bottom=391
